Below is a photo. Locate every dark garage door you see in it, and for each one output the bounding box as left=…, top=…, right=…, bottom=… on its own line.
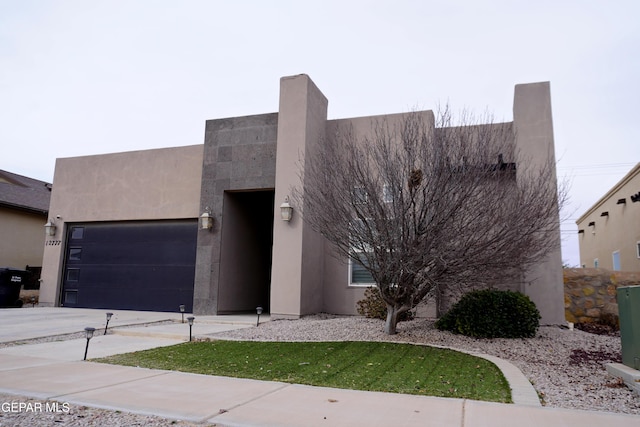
left=61, top=220, right=197, bottom=312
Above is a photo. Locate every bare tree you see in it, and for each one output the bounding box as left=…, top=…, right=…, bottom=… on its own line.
left=294, top=108, right=566, bottom=335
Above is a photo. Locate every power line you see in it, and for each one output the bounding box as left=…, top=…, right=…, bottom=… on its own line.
left=557, top=162, right=636, bottom=171
left=557, top=163, right=636, bottom=177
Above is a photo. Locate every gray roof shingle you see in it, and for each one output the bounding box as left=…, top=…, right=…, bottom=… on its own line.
left=0, top=170, right=51, bottom=214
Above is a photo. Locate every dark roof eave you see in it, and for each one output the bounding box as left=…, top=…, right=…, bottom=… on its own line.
left=0, top=201, right=48, bottom=216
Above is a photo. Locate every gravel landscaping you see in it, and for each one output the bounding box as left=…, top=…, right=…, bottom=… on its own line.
left=1, top=314, right=638, bottom=426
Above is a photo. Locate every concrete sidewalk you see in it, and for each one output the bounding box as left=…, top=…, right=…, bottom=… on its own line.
left=0, top=306, right=260, bottom=343
left=0, top=307, right=638, bottom=426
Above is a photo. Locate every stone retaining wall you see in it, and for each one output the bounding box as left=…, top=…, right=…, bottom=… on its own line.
left=564, top=268, right=640, bottom=324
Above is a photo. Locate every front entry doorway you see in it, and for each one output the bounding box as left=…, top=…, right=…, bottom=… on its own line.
left=218, top=190, right=274, bottom=313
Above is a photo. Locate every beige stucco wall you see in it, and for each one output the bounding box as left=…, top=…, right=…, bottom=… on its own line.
left=46, top=145, right=203, bottom=222
left=323, top=82, right=565, bottom=324
left=321, top=111, right=436, bottom=315
left=0, top=207, right=46, bottom=269
left=39, top=144, right=204, bottom=306
left=290, top=80, right=564, bottom=324
left=270, top=74, right=328, bottom=319
left=577, top=164, right=640, bottom=272
left=513, top=81, right=565, bottom=325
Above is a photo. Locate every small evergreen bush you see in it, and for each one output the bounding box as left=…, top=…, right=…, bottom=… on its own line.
left=435, top=289, right=540, bottom=338
left=356, top=287, right=414, bottom=321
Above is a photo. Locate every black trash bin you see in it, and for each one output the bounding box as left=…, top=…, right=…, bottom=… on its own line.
left=0, top=268, right=28, bottom=308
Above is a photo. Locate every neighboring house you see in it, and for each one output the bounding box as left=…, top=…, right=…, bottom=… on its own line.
left=39, top=74, right=564, bottom=324
left=576, top=163, right=640, bottom=271
left=0, top=170, right=51, bottom=285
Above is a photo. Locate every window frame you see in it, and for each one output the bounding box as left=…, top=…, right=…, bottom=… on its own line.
left=346, top=183, right=396, bottom=286
left=612, top=250, right=621, bottom=271
left=63, top=290, right=78, bottom=305
left=70, top=226, right=84, bottom=240
left=66, top=268, right=80, bottom=281
left=348, top=252, right=376, bottom=286
left=352, top=186, right=369, bottom=205
left=383, top=184, right=393, bottom=203
left=68, top=247, right=82, bottom=262
left=347, top=217, right=375, bottom=286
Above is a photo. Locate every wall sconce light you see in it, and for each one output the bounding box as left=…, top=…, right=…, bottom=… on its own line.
left=179, top=304, right=185, bottom=323
left=187, top=316, right=195, bottom=341
left=256, top=306, right=263, bottom=327
left=200, top=208, right=213, bottom=230
left=83, top=327, right=96, bottom=360
left=104, top=312, right=113, bottom=335
left=280, top=196, right=293, bottom=221
left=44, top=219, right=57, bottom=237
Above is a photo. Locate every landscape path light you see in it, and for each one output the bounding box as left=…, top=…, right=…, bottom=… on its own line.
left=187, top=316, right=195, bottom=342
left=256, top=306, right=263, bottom=327
left=83, top=327, right=96, bottom=361
left=179, top=304, right=185, bottom=323
left=104, top=312, right=113, bottom=335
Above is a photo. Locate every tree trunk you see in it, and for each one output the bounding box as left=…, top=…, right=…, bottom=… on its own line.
left=384, top=304, right=399, bottom=335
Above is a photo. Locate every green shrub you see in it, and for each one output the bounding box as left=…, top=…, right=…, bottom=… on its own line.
left=435, top=289, right=540, bottom=338
left=356, top=287, right=414, bottom=321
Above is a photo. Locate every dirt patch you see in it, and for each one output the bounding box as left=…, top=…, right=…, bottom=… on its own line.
left=18, top=289, right=39, bottom=306
left=575, top=322, right=619, bottom=337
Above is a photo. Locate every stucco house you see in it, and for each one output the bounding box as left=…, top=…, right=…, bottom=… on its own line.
left=39, top=74, right=564, bottom=324
left=0, top=169, right=51, bottom=286
left=576, top=163, right=640, bottom=271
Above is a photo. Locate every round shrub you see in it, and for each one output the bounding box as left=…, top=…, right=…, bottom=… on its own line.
left=356, top=287, right=414, bottom=321
left=435, top=289, right=540, bottom=338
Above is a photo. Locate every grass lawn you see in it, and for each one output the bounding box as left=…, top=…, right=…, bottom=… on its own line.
left=95, top=340, right=511, bottom=403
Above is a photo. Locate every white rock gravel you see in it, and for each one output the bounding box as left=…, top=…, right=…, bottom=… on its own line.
left=1, top=315, right=638, bottom=426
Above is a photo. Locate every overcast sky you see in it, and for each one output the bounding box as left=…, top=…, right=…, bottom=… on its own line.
left=1, top=1, right=638, bottom=266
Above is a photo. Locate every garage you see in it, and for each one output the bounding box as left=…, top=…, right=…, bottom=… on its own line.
left=60, top=220, right=197, bottom=312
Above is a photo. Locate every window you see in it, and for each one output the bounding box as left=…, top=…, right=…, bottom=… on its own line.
left=68, top=247, right=82, bottom=261
left=71, top=227, right=84, bottom=240
left=352, top=187, right=368, bottom=205
left=353, top=185, right=393, bottom=204
left=348, top=219, right=374, bottom=285
left=594, top=259, right=599, bottom=268
left=612, top=251, right=621, bottom=271
left=383, top=184, right=393, bottom=203
left=66, top=268, right=80, bottom=281
left=349, top=252, right=375, bottom=285
left=64, top=290, right=78, bottom=304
